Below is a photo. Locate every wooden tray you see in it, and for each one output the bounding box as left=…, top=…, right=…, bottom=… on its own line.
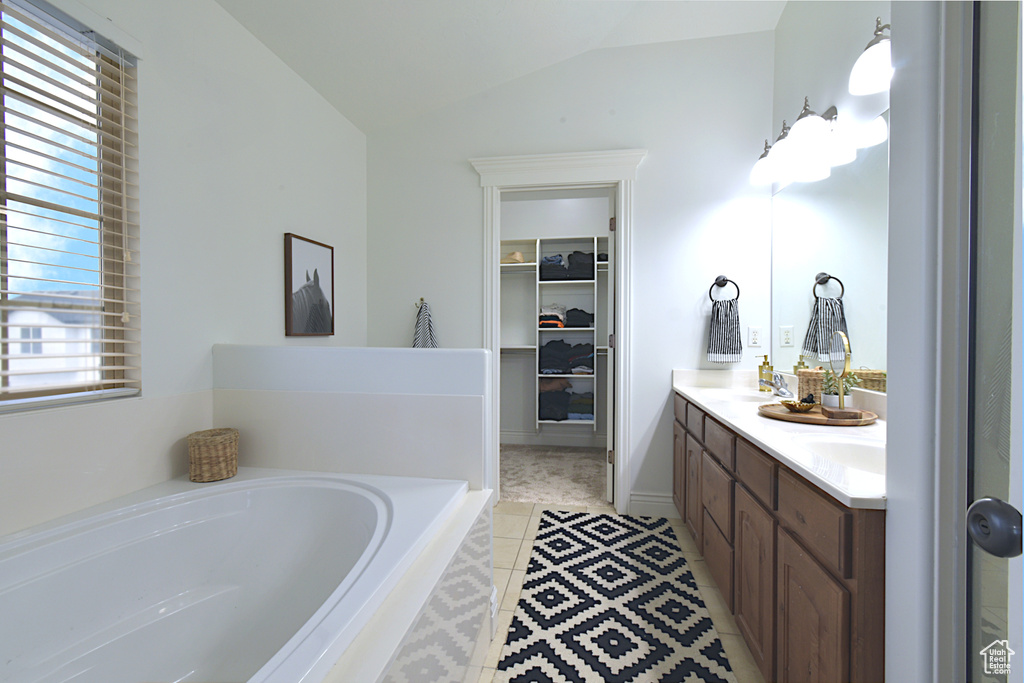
left=758, top=403, right=877, bottom=426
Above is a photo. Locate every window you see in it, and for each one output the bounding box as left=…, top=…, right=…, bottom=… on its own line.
left=18, top=326, right=40, bottom=353
left=0, top=0, right=138, bottom=410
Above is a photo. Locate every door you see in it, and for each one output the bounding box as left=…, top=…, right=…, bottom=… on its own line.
left=965, top=3, right=1023, bottom=681
left=605, top=209, right=616, bottom=502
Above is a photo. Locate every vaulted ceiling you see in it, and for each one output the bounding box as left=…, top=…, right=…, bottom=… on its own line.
left=214, top=0, right=785, bottom=133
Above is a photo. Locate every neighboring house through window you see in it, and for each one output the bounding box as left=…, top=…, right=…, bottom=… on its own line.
left=0, top=0, right=139, bottom=410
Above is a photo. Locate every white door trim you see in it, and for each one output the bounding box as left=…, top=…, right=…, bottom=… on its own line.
left=471, top=149, right=647, bottom=512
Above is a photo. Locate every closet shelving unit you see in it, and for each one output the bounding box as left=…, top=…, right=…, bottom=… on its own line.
left=500, top=236, right=609, bottom=431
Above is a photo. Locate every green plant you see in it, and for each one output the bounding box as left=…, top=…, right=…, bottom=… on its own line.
left=822, top=369, right=861, bottom=396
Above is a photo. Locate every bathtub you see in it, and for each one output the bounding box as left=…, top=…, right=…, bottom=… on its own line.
left=0, top=468, right=476, bottom=683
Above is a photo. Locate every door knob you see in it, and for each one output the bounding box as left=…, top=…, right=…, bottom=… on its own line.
left=967, top=497, right=1023, bottom=558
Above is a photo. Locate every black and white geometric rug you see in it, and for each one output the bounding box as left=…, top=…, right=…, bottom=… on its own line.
left=495, top=511, right=737, bottom=683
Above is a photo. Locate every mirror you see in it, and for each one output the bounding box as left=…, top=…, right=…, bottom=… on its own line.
left=771, top=133, right=888, bottom=377
left=769, top=2, right=890, bottom=386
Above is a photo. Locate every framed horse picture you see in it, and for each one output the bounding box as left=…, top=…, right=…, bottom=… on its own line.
left=284, top=233, right=334, bottom=336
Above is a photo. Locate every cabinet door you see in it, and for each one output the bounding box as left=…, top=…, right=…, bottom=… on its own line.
left=672, top=420, right=686, bottom=519
left=735, top=484, right=776, bottom=683
left=684, top=434, right=702, bottom=549
left=702, top=509, right=734, bottom=611
left=777, top=528, right=850, bottom=683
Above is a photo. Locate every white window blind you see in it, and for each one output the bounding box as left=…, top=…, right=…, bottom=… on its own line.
left=0, top=0, right=139, bottom=410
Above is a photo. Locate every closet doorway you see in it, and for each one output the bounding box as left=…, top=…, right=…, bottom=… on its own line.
left=472, top=150, right=646, bottom=512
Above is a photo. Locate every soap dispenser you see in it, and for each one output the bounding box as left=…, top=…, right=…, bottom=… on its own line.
left=758, top=355, right=773, bottom=392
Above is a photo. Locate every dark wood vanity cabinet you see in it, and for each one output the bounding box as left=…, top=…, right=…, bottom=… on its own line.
left=671, top=390, right=885, bottom=683
left=734, top=482, right=777, bottom=681
left=672, top=420, right=685, bottom=517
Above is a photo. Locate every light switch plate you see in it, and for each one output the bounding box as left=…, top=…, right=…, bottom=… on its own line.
left=749, top=326, right=761, bottom=347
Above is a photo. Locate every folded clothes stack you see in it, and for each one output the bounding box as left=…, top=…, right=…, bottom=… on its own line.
left=538, top=389, right=571, bottom=420
left=539, top=377, right=571, bottom=392
left=568, top=343, right=594, bottom=374
left=568, top=391, right=595, bottom=420
left=539, top=303, right=567, bottom=328
left=540, top=255, right=568, bottom=281
left=539, top=339, right=573, bottom=374
left=539, top=340, right=595, bottom=375
left=566, top=251, right=594, bottom=280
left=565, top=308, right=594, bottom=328
left=539, top=251, right=596, bottom=280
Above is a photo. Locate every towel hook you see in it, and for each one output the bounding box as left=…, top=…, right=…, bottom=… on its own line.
left=813, top=272, right=844, bottom=299
left=414, top=297, right=425, bottom=309
left=709, top=275, right=740, bottom=301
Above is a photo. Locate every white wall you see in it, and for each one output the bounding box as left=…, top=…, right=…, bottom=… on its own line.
left=212, top=346, right=490, bottom=489
left=367, top=32, right=774, bottom=510
left=0, top=0, right=367, bottom=535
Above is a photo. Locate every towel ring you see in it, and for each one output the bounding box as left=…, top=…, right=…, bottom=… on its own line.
left=709, top=275, right=740, bottom=301
left=812, top=272, right=844, bottom=299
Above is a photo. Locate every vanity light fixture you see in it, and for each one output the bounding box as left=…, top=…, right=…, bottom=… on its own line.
left=849, top=17, right=893, bottom=96
left=789, top=97, right=830, bottom=144
left=825, top=112, right=858, bottom=167
left=852, top=114, right=889, bottom=149
left=750, top=139, right=774, bottom=186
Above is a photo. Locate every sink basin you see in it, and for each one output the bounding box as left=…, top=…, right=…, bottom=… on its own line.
left=794, top=435, right=886, bottom=475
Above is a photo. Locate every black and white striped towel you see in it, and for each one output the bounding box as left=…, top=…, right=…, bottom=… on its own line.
left=801, top=296, right=849, bottom=362
left=413, top=300, right=438, bottom=348
left=707, top=298, right=742, bottom=363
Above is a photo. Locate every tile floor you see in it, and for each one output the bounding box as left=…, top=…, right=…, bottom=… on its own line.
left=480, top=501, right=766, bottom=683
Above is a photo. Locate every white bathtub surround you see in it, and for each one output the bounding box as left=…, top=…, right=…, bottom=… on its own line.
left=329, top=489, right=493, bottom=683
left=672, top=369, right=886, bottom=509
left=0, top=391, right=213, bottom=538
left=0, top=468, right=491, bottom=683
left=211, top=345, right=492, bottom=489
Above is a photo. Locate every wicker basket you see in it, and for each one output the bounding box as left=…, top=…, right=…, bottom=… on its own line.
left=798, top=367, right=887, bottom=402
left=797, top=368, right=826, bottom=403
left=855, top=369, right=887, bottom=393
left=188, top=428, right=238, bottom=482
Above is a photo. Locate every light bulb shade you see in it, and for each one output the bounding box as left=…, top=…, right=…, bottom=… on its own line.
left=849, top=38, right=893, bottom=95
left=852, top=115, right=888, bottom=149
left=750, top=154, right=774, bottom=186
left=827, top=116, right=858, bottom=167
left=789, top=146, right=831, bottom=183
left=789, top=113, right=830, bottom=145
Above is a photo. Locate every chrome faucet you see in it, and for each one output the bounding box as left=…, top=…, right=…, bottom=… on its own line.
left=759, top=372, right=795, bottom=398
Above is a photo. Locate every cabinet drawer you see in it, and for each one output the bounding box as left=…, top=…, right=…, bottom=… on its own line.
left=686, top=403, right=705, bottom=441
left=704, top=417, right=735, bottom=470
left=735, top=439, right=776, bottom=509
left=674, top=392, right=688, bottom=425
left=777, top=470, right=852, bottom=578
left=702, top=508, right=734, bottom=611
left=701, top=451, right=734, bottom=543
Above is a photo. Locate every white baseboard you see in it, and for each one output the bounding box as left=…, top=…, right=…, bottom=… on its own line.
left=628, top=491, right=681, bottom=521
left=500, top=428, right=607, bottom=449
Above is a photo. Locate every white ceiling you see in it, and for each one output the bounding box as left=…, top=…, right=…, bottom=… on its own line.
left=213, top=0, right=786, bottom=133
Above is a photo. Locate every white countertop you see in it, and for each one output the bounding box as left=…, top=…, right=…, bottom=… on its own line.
left=673, top=370, right=886, bottom=510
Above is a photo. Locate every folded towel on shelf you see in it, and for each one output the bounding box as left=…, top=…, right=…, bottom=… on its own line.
left=706, top=297, right=742, bottom=363
left=801, top=297, right=850, bottom=363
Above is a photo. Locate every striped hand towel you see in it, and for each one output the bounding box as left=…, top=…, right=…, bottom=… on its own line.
left=707, top=298, right=742, bottom=363
left=801, top=297, right=849, bottom=362
left=413, top=300, right=438, bottom=348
